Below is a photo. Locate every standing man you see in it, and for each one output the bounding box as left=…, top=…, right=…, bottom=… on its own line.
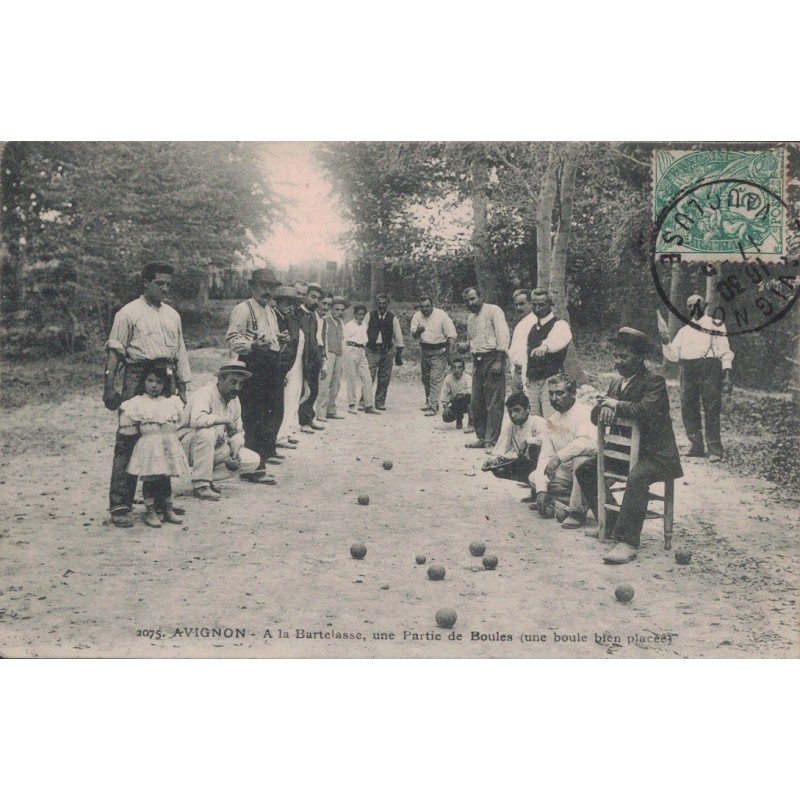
left=661, top=293, right=734, bottom=462
left=460, top=286, right=510, bottom=452
left=276, top=286, right=305, bottom=448
left=525, top=288, right=573, bottom=417
left=507, top=289, right=537, bottom=393
left=226, top=268, right=285, bottom=470
left=343, top=303, right=380, bottom=415
left=104, top=262, right=192, bottom=528
left=364, top=293, right=405, bottom=411
left=575, top=328, right=683, bottom=564
left=297, top=282, right=327, bottom=433
left=410, top=295, right=456, bottom=416
left=316, top=294, right=347, bottom=420
left=177, top=361, right=265, bottom=499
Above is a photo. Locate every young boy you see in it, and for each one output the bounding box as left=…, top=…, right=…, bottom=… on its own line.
left=480, top=392, right=542, bottom=482
left=440, top=357, right=473, bottom=431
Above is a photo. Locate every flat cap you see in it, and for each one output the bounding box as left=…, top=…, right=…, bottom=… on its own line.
left=615, top=327, right=651, bottom=354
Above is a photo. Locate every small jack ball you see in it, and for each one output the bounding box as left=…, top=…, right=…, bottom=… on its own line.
left=435, top=608, right=457, bottom=628
left=357, top=494, right=370, bottom=505
left=482, top=555, right=498, bottom=570
left=427, top=564, right=446, bottom=581
left=382, top=460, right=393, bottom=470
left=469, top=541, right=486, bottom=556
left=615, top=583, right=634, bottom=602
left=675, top=549, right=692, bottom=565
left=350, top=543, right=367, bottom=559
left=415, top=554, right=427, bottom=565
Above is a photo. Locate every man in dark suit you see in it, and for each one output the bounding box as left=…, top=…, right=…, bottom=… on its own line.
left=297, top=282, right=327, bottom=433
left=576, top=328, right=683, bottom=564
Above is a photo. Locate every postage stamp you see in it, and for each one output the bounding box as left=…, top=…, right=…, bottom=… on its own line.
left=654, top=149, right=787, bottom=261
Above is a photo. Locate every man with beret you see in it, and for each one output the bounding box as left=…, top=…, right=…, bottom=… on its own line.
left=660, top=293, right=734, bottom=462
left=364, top=293, right=405, bottom=411
left=177, top=361, right=265, bottom=499
left=575, top=328, right=683, bottom=563
left=297, top=282, right=327, bottom=433
left=226, top=268, right=287, bottom=470
left=103, top=262, right=192, bottom=528
left=316, top=294, right=348, bottom=420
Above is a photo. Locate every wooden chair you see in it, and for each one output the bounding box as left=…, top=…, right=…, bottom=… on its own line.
left=596, top=417, right=675, bottom=550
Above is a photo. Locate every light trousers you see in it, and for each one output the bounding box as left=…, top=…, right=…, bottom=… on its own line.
left=345, top=346, right=374, bottom=408
left=180, top=428, right=260, bottom=487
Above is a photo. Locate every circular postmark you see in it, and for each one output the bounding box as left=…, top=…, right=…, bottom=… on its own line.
left=652, top=178, right=800, bottom=336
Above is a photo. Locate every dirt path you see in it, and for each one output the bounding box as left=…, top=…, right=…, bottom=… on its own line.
left=1, top=349, right=797, bottom=658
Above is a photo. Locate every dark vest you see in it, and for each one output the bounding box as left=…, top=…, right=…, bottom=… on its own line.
left=275, top=308, right=300, bottom=374
left=526, top=316, right=568, bottom=380
left=367, top=311, right=395, bottom=350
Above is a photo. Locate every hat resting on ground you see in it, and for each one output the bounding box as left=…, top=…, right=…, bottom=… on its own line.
left=249, top=268, right=280, bottom=287
left=615, top=327, right=651, bottom=354
left=217, top=360, right=253, bottom=379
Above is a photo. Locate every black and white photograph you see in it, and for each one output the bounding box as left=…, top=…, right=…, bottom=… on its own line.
left=1, top=141, right=797, bottom=659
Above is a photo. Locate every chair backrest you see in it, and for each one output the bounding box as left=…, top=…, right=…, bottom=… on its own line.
left=597, top=417, right=641, bottom=478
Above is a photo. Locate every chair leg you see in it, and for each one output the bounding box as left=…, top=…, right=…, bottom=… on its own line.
left=663, top=479, right=675, bottom=550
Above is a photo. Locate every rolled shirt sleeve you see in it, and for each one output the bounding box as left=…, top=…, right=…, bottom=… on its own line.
left=226, top=302, right=255, bottom=355
left=541, top=320, right=572, bottom=353
left=492, top=305, right=510, bottom=353
left=393, top=316, right=405, bottom=348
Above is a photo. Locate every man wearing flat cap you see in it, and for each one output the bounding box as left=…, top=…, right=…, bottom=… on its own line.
left=177, top=361, right=264, bottom=500
left=660, top=293, right=734, bottom=462
left=226, top=268, right=287, bottom=469
left=575, top=328, right=683, bottom=564
left=316, top=294, right=348, bottom=420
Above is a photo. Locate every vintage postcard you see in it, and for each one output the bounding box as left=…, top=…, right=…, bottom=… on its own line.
left=0, top=141, right=797, bottom=658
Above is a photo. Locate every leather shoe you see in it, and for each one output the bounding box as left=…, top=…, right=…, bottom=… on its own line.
left=463, top=426, right=475, bottom=434
left=686, top=445, right=705, bottom=457
left=144, top=508, right=162, bottom=528
left=240, top=473, right=277, bottom=485
left=310, top=422, right=325, bottom=430
left=365, top=407, right=381, bottom=414
left=193, top=486, right=221, bottom=501
left=375, top=405, right=386, bottom=411
left=300, top=425, right=315, bottom=434
left=519, top=494, right=536, bottom=503
left=603, top=542, right=638, bottom=563
left=326, top=414, right=345, bottom=420
left=348, top=406, right=358, bottom=414
left=420, top=405, right=430, bottom=411
left=276, top=442, right=298, bottom=449
left=111, top=511, right=134, bottom=528
left=561, top=513, right=585, bottom=529
left=709, top=453, right=723, bottom=463
left=424, top=409, right=437, bottom=416
left=287, top=437, right=299, bottom=444
left=465, top=440, right=486, bottom=449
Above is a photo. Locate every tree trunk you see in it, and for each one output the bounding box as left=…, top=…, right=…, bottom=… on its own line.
left=470, top=151, right=498, bottom=303
left=668, top=261, right=686, bottom=338
left=369, top=255, right=385, bottom=300
left=792, top=317, right=800, bottom=406
left=535, top=143, right=559, bottom=291
left=549, top=143, right=578, bottom=317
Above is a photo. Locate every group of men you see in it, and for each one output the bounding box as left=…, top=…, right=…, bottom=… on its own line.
left=105, top=262, right=734, bottom=565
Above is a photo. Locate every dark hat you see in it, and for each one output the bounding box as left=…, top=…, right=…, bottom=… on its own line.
left=273, top=285, right=298, bottom=300
left=217, top=360, right=253, bottom=379
left=331, top=295, right=350, bottom=308
left=615, top=327, right=651, bottom=354
left=250, top=268, right=280, bottom=286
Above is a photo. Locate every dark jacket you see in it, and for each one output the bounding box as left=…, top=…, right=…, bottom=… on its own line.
left=296, top=306, right=324, bottom=372
left=591, top=367, right=683, bottom=479
left=275, top=308, right=301, bottom=375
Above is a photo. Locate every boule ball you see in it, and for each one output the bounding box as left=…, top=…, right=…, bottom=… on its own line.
left=555, top=508, right=568, bottom=523
left=469, top=541, right=486, bottom=556
left=350, top=542, right=367, bottom=560
left=615, top=583, right=634, bottom=602
left=415, top=554, right=427, bottom=565
left=357, top=494, right=370, bottom=506
left=382, top=460, right=393, bottom=470
left=482, top=554, right=498, bottom=570
left=675, top=549, right=692, bottom=565
left=427, top=564, right=446, bottom=581
left=435, top=608, right=457, bottom=629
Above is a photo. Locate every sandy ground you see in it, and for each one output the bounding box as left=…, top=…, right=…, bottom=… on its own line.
left=0, top=348, right=798, bottom=658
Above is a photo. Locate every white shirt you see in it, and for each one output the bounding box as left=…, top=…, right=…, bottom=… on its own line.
left=528, top=312, right=572, bottom=356
left=662, top=314, right=734, bottom=369
left=491, top=414, right=540, bottom=461
left=410, top=307, right=457, bottom=345
left=226, top=299, right=280, bottom=354
left=440, top=372, right=472, bottom=404
left=343, top=318, right=369, bottom=346
left=177, top=382, right=245, bottom=452
left=508, top=312, right=536, bottom=372
left=530, top=402, right=597, bottom=493
left=363, top=312, right=405, bottom=348
left=466, top=303, right=511, bottom=353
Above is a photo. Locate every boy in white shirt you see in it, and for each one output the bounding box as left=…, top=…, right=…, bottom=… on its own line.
left=440, top=357, right=473, bottom=431
left=342, top=304, right=380, bottom=415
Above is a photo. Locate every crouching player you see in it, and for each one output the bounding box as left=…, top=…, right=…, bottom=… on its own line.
left=481, top=392, right=541, bottom=482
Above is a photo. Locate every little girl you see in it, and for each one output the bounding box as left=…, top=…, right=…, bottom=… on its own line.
left=118, top=362, right=189, bottom=528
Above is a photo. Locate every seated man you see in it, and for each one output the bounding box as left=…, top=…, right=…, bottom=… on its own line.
left=440, top=356, right=473, bottom=431
left=575, top=328, right=683, bottom=563
left=177, top=361, right=264, bottom=500
left=481, top=392, right=541, bottom=483
left=529, top=373, right=596, bottom=530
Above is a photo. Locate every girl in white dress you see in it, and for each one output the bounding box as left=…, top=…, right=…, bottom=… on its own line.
left=119, top=363, right=189, bottom=528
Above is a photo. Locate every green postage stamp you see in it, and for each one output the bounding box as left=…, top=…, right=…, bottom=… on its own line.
left=654, top=149, right=787, bottom=260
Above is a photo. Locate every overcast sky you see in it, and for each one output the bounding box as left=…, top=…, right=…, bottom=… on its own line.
left=257, top=142, right=348, bottom=268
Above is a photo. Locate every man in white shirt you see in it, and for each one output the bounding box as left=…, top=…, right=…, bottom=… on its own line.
left=525, top=288, right=573, bottom=418
left=508, top=289, right=537, bottom=393
left=226, top=268, right=286, bottom=468
left=441, top=356, right=473, bottom=430
left=410, top=295, right=457, bottom=415
left=343, top=303, right=380, bottom=415
left=364, top=294, right=405, bottom=410
left=481, top=392, right=541, bottom=483
left=177, top=362, right=264, bottom=500
left=316, top=294, right=347, bottom=420
left=529, top=373, right=596, bottom=529
left=661, top=294, right=734, bottom=462
left=461, top=286, right=511, bottom=452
